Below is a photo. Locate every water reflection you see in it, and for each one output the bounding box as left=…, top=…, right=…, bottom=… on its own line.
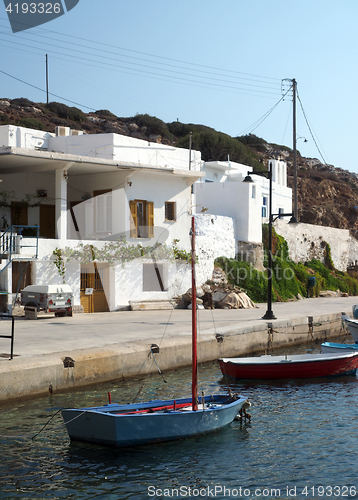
left=1, top=343, right=358, bottom=499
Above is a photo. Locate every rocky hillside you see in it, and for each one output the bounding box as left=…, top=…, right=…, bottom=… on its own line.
left=1, top=97, right=358, bottom=236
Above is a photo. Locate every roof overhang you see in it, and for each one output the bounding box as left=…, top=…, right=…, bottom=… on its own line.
left=0, top=147, right=205, bottom=182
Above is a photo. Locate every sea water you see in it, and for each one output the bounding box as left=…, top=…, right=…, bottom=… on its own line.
left=1, top=344, right=358, bottom=500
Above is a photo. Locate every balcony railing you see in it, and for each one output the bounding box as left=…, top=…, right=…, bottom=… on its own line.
left=0, top=225, right=39, bottom=261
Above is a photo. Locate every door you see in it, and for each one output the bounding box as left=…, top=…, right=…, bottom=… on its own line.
left=11, top=202, right=28, bottom=226
left=12, top=261, right=32, bottom=294
left=40, top=205, right=55, bottom=238
left=80, top=263, right=109, bottom=313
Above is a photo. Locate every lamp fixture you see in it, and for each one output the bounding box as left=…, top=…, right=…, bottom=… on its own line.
left=243, top=163, right=298, bottom=319
left=189, top=204, right=208, bottom=215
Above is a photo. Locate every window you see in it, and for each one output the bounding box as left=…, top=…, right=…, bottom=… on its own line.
left=262, top=206, right=267, bottom=218
left=252, top=185, right=256, bottom=199
left=165, top=201, right=176, bottom=221
left=278, top=207, right=284, bottom=219
left=94, top=190, right=112, bottom=233
left=130, top=200, right=154, bottom=238
left=263, top=196, right=267, bottom=206
left=143, top=263, right=168, bottom=291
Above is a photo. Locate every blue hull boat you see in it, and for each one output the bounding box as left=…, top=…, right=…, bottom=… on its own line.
left=321, top=342, right=358, bottom=353
left=61, top=394, right=247, bottom=448
left=61, top=217, right=247, bottom=448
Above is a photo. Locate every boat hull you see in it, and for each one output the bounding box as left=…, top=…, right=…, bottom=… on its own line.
left=219, top=352, right=358, bottom=380
left=61, top=394, right=247, bottom=448
left=321, top=342, right=358, bottom=353
left=342, top=318, right=358, bottom=343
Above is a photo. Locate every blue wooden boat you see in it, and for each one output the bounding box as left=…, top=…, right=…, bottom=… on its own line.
left=61, top=217, right=247, bottom=448
left=61, top=394, right=247, bottom=448
left=321, top=341, right=358, bottom=353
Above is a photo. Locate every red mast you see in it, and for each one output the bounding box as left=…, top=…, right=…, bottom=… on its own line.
left=191, top=216, right=198, bottom=411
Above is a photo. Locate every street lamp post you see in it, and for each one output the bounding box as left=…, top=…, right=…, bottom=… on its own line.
left=243, top=161, right=297, bottom=320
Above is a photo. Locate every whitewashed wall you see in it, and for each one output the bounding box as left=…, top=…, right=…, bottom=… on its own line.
left=195, top=182, right=262, bottom=243
left=0, top=125, right=52, bottom=149
left=49, top=132, right=202, bottom=171
left=194, top=214, right=236, bottom=285
left=3, top=237, right=194, bottom=311
left=275, top=219, right=358, bottom=272
left=68, top=171, right=193, bottom=251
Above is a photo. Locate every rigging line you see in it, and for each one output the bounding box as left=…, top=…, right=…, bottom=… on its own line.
left=0, top=17, right=281, bottom=83
left=150, top=347, right=167, bottom=383
left=131, top=247, right=189, bottom=403
left=297, top=92, right=328, bottom=165
left=31, top=408, right=63, bottom=440
left=0, top=68, right=96, bottom=111
left=0, top=27, right=280, bottom=89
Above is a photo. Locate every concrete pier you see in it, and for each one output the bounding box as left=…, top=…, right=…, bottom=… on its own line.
left=0, top=296, right=356, bottom=402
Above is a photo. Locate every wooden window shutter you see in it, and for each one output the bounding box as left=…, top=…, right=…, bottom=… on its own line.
left=130, top=200, right=137, bottom=237
left=147, top=201, right=154, bottom=238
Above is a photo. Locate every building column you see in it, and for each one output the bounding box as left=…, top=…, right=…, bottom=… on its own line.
left=55, top=163, right=73, bottom=240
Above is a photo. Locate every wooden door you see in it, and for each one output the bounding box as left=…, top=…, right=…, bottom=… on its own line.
left=40, top=205, right=55, bottom=238
left=11, top=202, right=28, bottom=226
left=12, top=261, right=32, bottom=293
left=80, top=264, right=109, bottom=313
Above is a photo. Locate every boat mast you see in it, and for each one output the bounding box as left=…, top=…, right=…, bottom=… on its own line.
left=191, top=216, right=198, bottom=411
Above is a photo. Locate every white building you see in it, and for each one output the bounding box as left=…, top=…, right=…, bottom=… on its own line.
left=195, top=159, right=293, bottom=247
left=0, top=125, right=203, bottom=313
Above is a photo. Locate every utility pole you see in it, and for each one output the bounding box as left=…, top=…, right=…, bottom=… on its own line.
left=292, top=78, right=298, bottom=222
left=46, top=54, right=49, bottom=104
left=189, top=131, right=192, bottom=170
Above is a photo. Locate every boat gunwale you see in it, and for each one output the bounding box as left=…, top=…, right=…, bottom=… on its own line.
left=61, top=394, right=247, bottom=417
left=219, top=352, right=358, bottom=366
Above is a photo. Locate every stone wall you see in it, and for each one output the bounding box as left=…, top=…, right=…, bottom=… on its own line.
left=236, top=241, right=264, bottom=271
left=194, top=213, right=236, bottom=285
left=275, top=219, right=358, bottom=271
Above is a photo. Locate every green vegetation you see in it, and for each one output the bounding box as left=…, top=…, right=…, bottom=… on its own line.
left=236, top=133, right=268, bottom=153
left=215, top=227, right=358, bottom=303
left=169, top=123, right=265, bottom=169
left=52, top=239, right=193, bottom=281
left=131, top=114, right=174, bottom=141
left=94, top=109, right=117, bottom=118
left=15, top=117, right=46, bottom=130
left=11, top=98, right=33, bottom=107
left=45, top=102, right=86, bottom=123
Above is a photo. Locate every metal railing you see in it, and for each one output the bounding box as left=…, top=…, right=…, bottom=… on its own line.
left=0, top=225, right=39, bottom=261
left=0, top=314, right=15, bottom=360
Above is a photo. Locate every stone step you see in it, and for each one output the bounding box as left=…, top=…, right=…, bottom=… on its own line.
left=129, top=300, right=176, bottom=311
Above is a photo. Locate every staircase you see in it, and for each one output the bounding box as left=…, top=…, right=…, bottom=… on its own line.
left=0, top=225, right=39, bottom=269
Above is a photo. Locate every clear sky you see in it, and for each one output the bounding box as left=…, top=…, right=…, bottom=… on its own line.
left=1, top=1, right=357, bottom=172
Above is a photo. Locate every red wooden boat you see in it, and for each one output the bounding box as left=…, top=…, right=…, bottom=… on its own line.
left=219, top=352, right=358, bottom=380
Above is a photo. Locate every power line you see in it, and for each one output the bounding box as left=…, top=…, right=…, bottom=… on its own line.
left=0, top=68, right=96, bottom=110
left=239, top=87, right=292, bottom=136
left=0, top=31, right=281, bottom=98
left=0, top=23, right=280, bottom=90
left=0, top=17, right=282, bottom=100
left=0, top=16, right=281, bottom=85
left=297, top=91, right=328, bottom=165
